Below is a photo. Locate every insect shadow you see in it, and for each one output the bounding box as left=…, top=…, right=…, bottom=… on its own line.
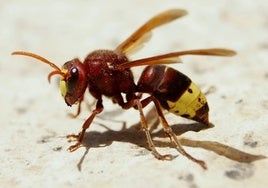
left=76, top=117, right=265, bottom=171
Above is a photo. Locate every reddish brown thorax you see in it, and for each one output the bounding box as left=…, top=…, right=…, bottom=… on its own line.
left=84, top=50, right=136, bottom=98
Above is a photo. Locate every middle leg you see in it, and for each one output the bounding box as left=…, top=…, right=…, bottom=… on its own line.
left=115, top=94, right=175, bottom=160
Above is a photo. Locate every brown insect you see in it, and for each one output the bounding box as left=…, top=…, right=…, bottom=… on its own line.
left=12, top=9, right=236, bottom=169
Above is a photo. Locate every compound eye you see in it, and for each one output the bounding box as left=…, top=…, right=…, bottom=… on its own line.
left=70, top=67, right=78, bottom=78
left=67, top=67, right=79, bottom=93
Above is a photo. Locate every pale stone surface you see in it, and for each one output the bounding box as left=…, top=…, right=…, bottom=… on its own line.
left=0, top=0, right=267, bottom=187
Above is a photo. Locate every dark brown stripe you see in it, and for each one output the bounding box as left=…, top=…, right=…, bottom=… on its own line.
left=155, top=66, right=191, bottom=109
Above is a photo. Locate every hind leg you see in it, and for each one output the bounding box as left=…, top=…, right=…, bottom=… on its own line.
left=143, top=96, right=207, bottom=169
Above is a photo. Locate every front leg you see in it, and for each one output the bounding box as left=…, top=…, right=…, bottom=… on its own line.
left=68, top=96, right=84, bottom=118
left=67, top=99, right=103, bottom=152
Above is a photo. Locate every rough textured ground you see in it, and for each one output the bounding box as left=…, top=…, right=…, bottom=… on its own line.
left=1, top=0, right=267, bottom=187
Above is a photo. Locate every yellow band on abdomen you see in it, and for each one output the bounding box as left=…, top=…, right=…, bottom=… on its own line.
left=167, top=82, right=207, bottom=118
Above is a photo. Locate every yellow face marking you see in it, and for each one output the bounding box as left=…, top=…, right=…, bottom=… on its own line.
left=59, top=68, right=68, bottom=97
left=167, top=82, right=207, bottom=118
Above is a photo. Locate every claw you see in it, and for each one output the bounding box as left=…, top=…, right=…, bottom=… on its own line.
left=68, top=142, right=82, bottom=152
left=197, top=160, right=207, bottom=170
left=66, top=134, right=80, bottom=142
left=159, top=154, right=177, bottom=161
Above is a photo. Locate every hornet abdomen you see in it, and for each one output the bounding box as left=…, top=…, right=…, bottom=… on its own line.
left=137, top=65, right=209, bottom=125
